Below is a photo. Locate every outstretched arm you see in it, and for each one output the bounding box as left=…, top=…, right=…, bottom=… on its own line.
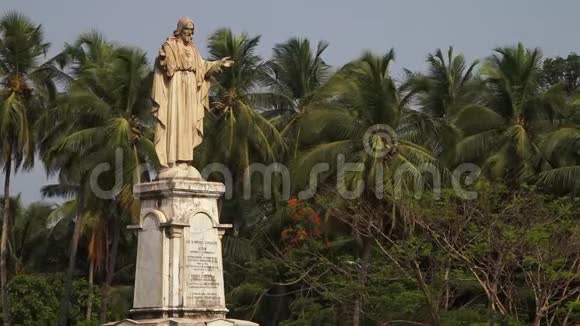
left=205, top=57, right=235, bottom=77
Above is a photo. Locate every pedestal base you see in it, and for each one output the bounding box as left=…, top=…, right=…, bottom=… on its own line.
left=105, top=169, right=258, bottom=326
left=128, top=307, right=228, bottom=320
left=104, top=317, right=258, bottom=326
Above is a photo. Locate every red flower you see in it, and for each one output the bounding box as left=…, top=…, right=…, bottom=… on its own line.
left=288, top=198, right=300, bottom=208
left=292, top=209, right=307, bottom=220
left=324, top=241, right=332, bottom=248
left=311, top=214, right=321, bottom=225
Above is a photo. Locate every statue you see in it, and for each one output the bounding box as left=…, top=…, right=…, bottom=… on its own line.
left=105, top=17, right=259, bottom=326
left=152, top=17, right=233, bottom=171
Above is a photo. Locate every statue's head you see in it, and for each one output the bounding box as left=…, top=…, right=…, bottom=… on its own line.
left=174, top=17, right=194, bottom=44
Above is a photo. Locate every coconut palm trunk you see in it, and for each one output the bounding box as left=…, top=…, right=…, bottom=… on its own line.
left=0, top=12, right=50, bottom=325
left=58, top=196, right=84, bottom=326
left=1, top=154, right=12, bottom=326
left=100, top=208, right=122, bottom=324
left=352, top=237, right=372, bottom=326
left=86, top=259, right=94, bottom=321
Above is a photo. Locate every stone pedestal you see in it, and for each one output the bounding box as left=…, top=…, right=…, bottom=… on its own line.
left=105, top=166, right=257, bottom=326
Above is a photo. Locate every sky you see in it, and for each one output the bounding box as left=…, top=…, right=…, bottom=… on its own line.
left=2, top=0, right=580, bottom=204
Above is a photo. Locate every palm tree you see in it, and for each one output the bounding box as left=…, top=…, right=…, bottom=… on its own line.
left=535, top=124, right=580, bottom=194
left=534, top=87, right=580, bottom=195
left=404, top=47, right=480, bottom=118
left=264, top=38, right=331, bottom=160
left=43, top=191, right=106, bottom=321
left=0, top=12, right=51, bottom=324
left=400, top=47, right=481, bottom=163
left=294, top=51, right=440, bottom=201
left=9, top=199, right=54, bottom=274
left=265, top=38, right=330, bottom=114
left=293, top=50, right=440, bottom=325
left=37, top=32, right=156, bottom=325
left=0, top=196, right=73, bottom=274
left=197, top=28, right=284, bottom=232
left=36, top=32, right=112, bottom=326
left=454, top=44, right=566, bottom=187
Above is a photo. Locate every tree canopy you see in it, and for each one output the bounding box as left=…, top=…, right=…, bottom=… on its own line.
left=0, top=12, right=579, bottom=326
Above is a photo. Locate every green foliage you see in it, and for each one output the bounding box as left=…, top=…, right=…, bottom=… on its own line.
left=71, top=279, right=102, bottom=324
left=540, top=53, right=580, bottom=94
left=367, top=282, right=425, bottom=321
left=103, top=286, right=132, bottom=322
left=5, top=274, right=59, bottom=325
left=3, top=11, right=580, bottom=326
left=411, top=183, right=579, bottom=324
left=440, top=306, right=524, bottom=326
left=280, top=297, right=336, bottom=326
left=1, top=274, right=101, bottom=325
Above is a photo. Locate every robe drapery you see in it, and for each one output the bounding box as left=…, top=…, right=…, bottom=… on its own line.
left=152, top=36, right=221, bottom=167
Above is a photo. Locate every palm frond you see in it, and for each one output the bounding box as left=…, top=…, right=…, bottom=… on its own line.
left=456, top=129, right=503, bottom=163
left=535, top=166, right=580, bottom=195
left=46, top=199, right=77, bottom=229
left=454, top=104, right=504, bottom=136
left=291, top=140, right=353, bottom=189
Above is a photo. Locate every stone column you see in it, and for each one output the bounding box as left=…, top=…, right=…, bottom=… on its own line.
left=105, top=166, right=258, bottom=326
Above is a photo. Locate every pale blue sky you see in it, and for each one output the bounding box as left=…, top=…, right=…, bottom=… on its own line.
left=2, top=0, right=580, bottom=203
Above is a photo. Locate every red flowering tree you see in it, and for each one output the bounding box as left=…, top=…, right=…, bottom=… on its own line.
left=281, top=198, right=329, bottom=249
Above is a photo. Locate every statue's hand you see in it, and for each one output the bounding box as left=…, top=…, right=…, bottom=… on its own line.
left=221, top=56, right=235, bottom=68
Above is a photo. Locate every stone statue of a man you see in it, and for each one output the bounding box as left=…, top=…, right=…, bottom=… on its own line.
left=152, top=17, right=233, bottom=170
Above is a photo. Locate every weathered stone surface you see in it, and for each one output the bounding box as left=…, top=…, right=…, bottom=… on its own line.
left=152, top=17, right=233, bottom=168
left=157, top=164, right=202, bottom=180
left=133, top=211, right=167, bottom=308
left=104, top=317, right=257, bottom=326
left=107, top=173, right=259, bottom=324
left=183, top=213, right=225, bottom=308
left=128, top=175, right=231, bottom=320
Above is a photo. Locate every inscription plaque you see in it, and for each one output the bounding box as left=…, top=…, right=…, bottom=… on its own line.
left=185, top=214, right=222, bottom=307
